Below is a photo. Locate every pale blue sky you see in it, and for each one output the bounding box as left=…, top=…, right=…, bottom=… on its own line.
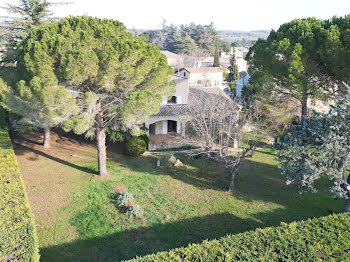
left=0, top=0, right=349, bottom=30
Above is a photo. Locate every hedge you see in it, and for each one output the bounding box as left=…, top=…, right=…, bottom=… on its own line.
left=129, top=213, right=350, bottom=261
left=0, top=109, right=39, bottom=261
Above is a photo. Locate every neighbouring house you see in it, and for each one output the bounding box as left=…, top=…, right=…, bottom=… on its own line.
left=145, top=69, right=229, bottom=150
left=175, top=67, right=224, bottom=89
left=161, top=50, right=185, bottom=70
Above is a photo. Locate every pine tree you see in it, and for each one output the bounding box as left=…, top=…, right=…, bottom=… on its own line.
left=16, top=16, right=174, bottom=176
left=0, top=77, right=79, bottom=148
left=0, top=0, right=61, bottom=62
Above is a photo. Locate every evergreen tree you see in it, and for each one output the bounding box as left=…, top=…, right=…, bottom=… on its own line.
left=213, top=48, right=220, bottom=67
left=0, top=0, right=62, bottom=62
left=247, top=16, right=350, bottom=121
left=16, top=16, right=174, bottom=176
left=275, top=84, right=350, bottom=212
left=227, top=51, right=239, bottom=90
left=0, top=76, right=79, bottom=148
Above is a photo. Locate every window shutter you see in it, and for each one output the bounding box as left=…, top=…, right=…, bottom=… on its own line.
left=162, top=120, right=168, bottom=134
left=162, top=96, right=167, bottom=105
left=177, top=96, right=182, bottom=104
left=177, top=121, right=181, bottom=134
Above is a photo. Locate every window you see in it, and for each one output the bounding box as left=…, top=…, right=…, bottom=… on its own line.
left=184, top=72, right=186, bottom=77
left=167, top=96, right=177, bottom=104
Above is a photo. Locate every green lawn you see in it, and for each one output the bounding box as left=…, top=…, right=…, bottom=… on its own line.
left=13, top=132, right=345, bottom=261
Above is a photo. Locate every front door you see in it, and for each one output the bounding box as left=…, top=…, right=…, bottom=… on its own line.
left=168, top=120, right=177, bottom=133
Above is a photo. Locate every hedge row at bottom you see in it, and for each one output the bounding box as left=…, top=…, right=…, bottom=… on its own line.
left=129, top=213, right=350, bottom=261
left=0, top=110, right=39, bottom=261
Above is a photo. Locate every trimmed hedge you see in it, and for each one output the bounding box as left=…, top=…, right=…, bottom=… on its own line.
left=129, top=213, right=350, bottom=261
left=0, top=109, right=39, bottom=261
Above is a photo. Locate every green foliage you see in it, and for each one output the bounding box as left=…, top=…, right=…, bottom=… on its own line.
left=16, top=16, right=174, bottom=136
left=247, top=16, right=350, bottom=118
left=116, top=192, right=134, bottom=207
left=275, top=84, right=350, bottom=201
left=126, top=137, right=147, bottom=157
left=0, top=0, right=58, bottom=62
left=0, top=109, right=39, bottom=261
left=213, top=49, right=220, bottom=67
left=227, top=52, right=239, bottom=90
left=126, top=205, right=144, bottom=218
left=142, top=22, right=230, bottom=55
left=139, top=134, right=150, bottom=145
left=168, top=154, right=177, bottom=165
left=130, top=213, right=350, bottom=261
left=0, top=76, right=79, bottom=130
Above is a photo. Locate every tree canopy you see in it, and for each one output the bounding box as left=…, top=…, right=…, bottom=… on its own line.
left=142, top=22, right=231, bottom=55
left=0, top=0, right=61, bottom=62
left=246, top=16, right=350, bottom=120
left=15, top=16, right=174, bottom=175
left=275, top=84, right=350, bottom=212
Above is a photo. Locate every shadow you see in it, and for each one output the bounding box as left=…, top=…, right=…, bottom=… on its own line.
left=120, top=154, right=228, bottom=191
left=16, top=135, right=43, bottom=146
left=12, top=141, right=96, bottom=175
left=40, top=211, right=269, bottom=262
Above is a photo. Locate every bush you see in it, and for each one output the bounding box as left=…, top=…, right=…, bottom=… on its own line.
left=168, top=154, right=177, bottom=165
left=126, top=137, right=146, bottom=157
left=0, top=108, right=39, bottom=261
left=129, top=213, right=350, bottom=261
left=126, top=205, right=143, bottom=218
left=116, top=192, right=134, bottom=207
left=139, top=134, right=150, bottom=145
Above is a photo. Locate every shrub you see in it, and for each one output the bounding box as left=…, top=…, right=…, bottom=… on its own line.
left=168, top=154, right=177, bottom=165
left=129, top=213, right=350, bottom=261
left=0, top=108, right=39, bottom=261
left=139, top=134, right=150, bottom=145
left=126, top=205, right=143, bottom=218
left=116, top=192, right=134, bottom=207
left=126, top=137, right=146, bottom=157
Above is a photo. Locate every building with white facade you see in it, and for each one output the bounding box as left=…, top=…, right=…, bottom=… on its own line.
left=145, top=68, right=228, bottom=150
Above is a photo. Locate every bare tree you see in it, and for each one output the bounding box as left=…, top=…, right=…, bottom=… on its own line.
left=186, top=87, right=264, bottom=192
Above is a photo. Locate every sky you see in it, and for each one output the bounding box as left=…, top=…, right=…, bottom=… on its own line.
left=0, top=0, right=349, bottom=31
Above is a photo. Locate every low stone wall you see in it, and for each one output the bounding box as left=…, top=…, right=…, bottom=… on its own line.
left=148, top=139, right=191, bottom=151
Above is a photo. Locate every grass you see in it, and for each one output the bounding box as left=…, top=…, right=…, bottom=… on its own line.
left=12, top=131, right=345, bottom=261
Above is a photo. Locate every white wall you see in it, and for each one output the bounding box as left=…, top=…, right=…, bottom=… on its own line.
left=236, top=74, right=250, bottom=99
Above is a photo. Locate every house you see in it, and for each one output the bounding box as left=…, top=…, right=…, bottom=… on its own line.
left=145, top=69, right=229, bottom=150
left=161, top=50, right=185, bottom=70
left=175, top=67, right=224, bottom=89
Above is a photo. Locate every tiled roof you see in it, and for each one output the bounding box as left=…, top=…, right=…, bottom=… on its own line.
left=153, top=86, right=230, bottom=117
left=184, top=67, right=223, bottom=73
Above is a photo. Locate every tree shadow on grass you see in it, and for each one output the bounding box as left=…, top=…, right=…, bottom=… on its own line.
left=117, top=154, right=229, bottom=192
left=12, top=141, right=96, bottom=175
left=40, top=211, right=276, bottom=262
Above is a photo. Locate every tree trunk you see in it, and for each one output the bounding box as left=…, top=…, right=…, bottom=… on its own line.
left=228, top=170, right=236, bottom=193
left=43, top=127, right=51, bottom=148
left=301, top=87, right=308, bottom=122
left=95, top=100, right=108, bottom=177
left=344, top=197, right=350, bottom=213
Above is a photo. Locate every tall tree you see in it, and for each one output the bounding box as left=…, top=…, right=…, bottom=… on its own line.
left=186, top=88, right=264, bottom=192
left=16, top=16, right=174, bottom=176
left=213, top=47, right=220, bottom=67
left=0, top=76, right=79, bottom=148
left=227, top=51, right=239, bottom=90
left=275, top=84, right=350, bottom=212
left=0, top=0, right=62, bottom=62
left=246, top=17, right=349, bottom=121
